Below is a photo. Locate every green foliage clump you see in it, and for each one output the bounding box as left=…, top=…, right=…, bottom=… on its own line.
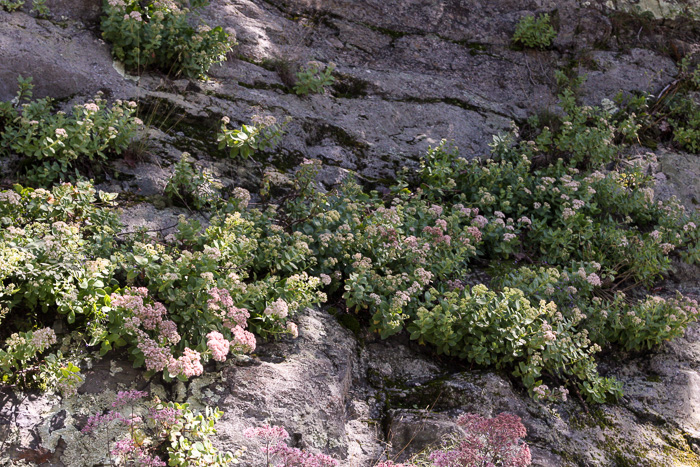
left=0, top=182, right=120, bottom=326
left=2, top=67, right=699, bottom=405
left=271, top=86, right=700, bottom=402
left=408, top=285, right=621, bottom=402
left=512, top=13, right=556, bottom=49
left=82, top=392, right=241, bottom=466
left=0, top=182, right=118, bottom=394
left=0, top=327, right=82, bottom=396
left=0, top=175, right=327, bottom=386
left=100, top=0, right=234, bottom=79
left=498, top=266, right=700, bottom=352
left=217, top=114, right=288, bottom=159
left=0, top=0, right=24, bottom=11
left=668, top=96, right=700, bottom=154
left=0, top=0, right=48, bottom=15
left=293, top=61, right=336, bottom=96
left=164, top=152, right=222, bottom=210
left=0, top=77, right=141, bottom=185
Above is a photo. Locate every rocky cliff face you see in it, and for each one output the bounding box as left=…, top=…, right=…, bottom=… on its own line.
left=1, top=0, right=700, bottom=466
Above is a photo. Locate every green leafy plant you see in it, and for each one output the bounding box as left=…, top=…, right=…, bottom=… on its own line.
left=0, top=77, right=141, bottom=185
left=217, top=115, right=289, bottom=159
left=100, top=0, right=235, bottom=79
left=30, top=0, right=49, bottom=16
left=82, top=391, right=241, bottom=466
left=0, top=182, right=120, bottom=327
left=512, top=14, right=556, bottom=49
left=0, top=0, right=24, bottom=11
left=407, top=285, right=621, bottom=403
left=293, top=61, right=336, bottom=95
left=164, top=153, right=222, bottom=210
left=668, top=96, right=700, bottom=153
left=0, top=327, right=83, bottom=396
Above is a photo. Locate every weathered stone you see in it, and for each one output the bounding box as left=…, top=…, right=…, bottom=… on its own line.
left=0, top=11, right=136, bottom=102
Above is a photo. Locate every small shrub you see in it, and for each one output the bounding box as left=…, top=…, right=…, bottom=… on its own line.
left=293, top=61, right=336, bottom=95
left=512, top=14, right=556, bottom=49
left=407, top=284, right=621, bottom=402
left=0, top=327, right=83, bottom=396
left=0, top=76, right=141, bottom=186
left=164, top=152, right=222, bottom=210
left=0, top=0, right=23, bottom=11
left=217, top=114, right=289, bottom=159
left=30, top=0, right=48, bottom=16
left=100, top=0, right=235, bottom=79
left=668, top=96, right=700, bottom=153
left=82, top=391, right=241, bottom=466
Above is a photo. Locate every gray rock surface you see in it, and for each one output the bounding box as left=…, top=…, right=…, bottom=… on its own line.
left=0, top=11, right=135, bottom=102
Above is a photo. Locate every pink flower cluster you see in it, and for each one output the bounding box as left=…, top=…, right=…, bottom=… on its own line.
left=245, top=424, right=339, bottom=467
left=112, top=288, right=180, bottom=344
left=112, top=289, right=207, bottom=378
left=111, top=438, right=165, bottom=466
left=113, top=390, right=148, bottom=409
left=423, top=219, right=451, bottom=245
left=429, top=413, right=531, bottom=467
left=265, top=299, right=289, bottom=319
left=207, top=287, right=250, bottom=330
left=148, top=406, right=181, bottom=425
left=82, top=411, right=129, bottom=434
left=206, top=288, right=257, bottom=356
left=169, top=347, right=203, bottom=378
left=207, top=331, right=230, bottom=362
left=232, top=326, right=257, bottom=353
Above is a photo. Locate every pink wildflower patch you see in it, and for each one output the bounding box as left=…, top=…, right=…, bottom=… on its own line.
left=206, top=331, right=230, bottom=362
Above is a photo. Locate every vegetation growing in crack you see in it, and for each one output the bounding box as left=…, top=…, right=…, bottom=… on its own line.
left=512, top=13, right=557, bottom=50
left=81, top=390, right=241, bottom=466
left=218, top=114, right=290, bottom=160
left=164, top=152, right=222, bottom=211
left=0, top=0, right=48, bottom=15
left=0, top=77, right=142, bottom=186
left=1, top=74, right=699, bottom=413
left=100, top=0, right=235, bottom=79
left=293, top=61, right=336, bottom=96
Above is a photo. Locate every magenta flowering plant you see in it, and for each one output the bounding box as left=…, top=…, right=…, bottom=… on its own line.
left=244, top=423, right=339, bottom=467
left=102, top=196, right=324, bottom=377
left=101, top=286, right=258, bottom=381
left=427, top=412, right=531, bottom=467
left=384, top=412, right=531, bottom=467
left=82, top=392, right=240, bottom=466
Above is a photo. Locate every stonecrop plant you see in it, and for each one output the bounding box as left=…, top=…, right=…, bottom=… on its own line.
left=512, top=13, right=556, bottom=49
left=1, top=64, right=699, bottom=410
left=82, top=390, right=240, bottom=466
left=218, top=114, right=289, bottom=159
left=164, top=152, right=222, bottom=210
left=0, top=77, right=141, bottom=185
left=258, top=81, right=700, bottom=402
left=0, top=0, right=23, bottom=11
left=100, top=0, right=234, bottom=79
left=0, top=175, right=325, bottom=390
left=293, top=61, right=336, bottom=96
